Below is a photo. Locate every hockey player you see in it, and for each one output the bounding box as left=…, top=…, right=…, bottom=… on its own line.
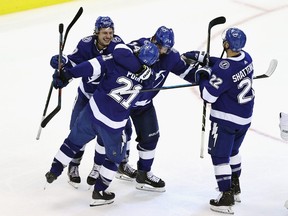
left=88, top=26, right=200, bottom=192
left=45, top=42, right=159, bottom=206
left=49, top=16, right=136, bottom=188
left=185, top=27, right=253, bottom=214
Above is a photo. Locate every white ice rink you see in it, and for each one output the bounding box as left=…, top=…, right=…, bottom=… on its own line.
left=1, top=0, right=288, bottom=215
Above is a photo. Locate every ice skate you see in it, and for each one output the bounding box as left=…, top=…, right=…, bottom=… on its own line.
left=115, top=162, right=137, bottom=181
left=90, top=190, right=115, bottom=207
left=67, top=165, right=81, bottom=189
left=87, top=163, right=101, bottom=186
left=136, top=170, right=165, bottom=192
left=210, top=190, right=235, bottom=214
left=45, top=171, right=57, bottom=184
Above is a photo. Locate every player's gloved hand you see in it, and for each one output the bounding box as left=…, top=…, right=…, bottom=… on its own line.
left=195, top=66, right=211, bottom=83
left=50, top=55, right=69, bottom=69
left=279, top=112, right=288, bottom=141
left=52, top=68, right=73, bottom=89
left=182, top=51, right=207, bottom=66
left=136, top=65, right=155, bottom=87
left=136, top=65, right=153, bottom=80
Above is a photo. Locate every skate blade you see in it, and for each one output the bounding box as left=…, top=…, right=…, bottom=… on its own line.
left=68, top=180, right=79, bottom=189
left=210, top=205, right=234, bottom=214
left=87, top=185, right=93, bottom=190
left=136, top=183, right=166, bottom=192
left=43, top=181, right=50, bottom=190
left=115, top=173, right=135, bottom=182
left=234, top=194, right=241, bottom=203
left=90, top=199, right=114, bottom=207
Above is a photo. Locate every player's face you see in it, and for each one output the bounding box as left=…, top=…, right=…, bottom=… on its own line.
left=97, top=27, right=114, bottom=49
left=156, top=44, right=169, bottom=55
left=151, top=37, right=169, bottom=55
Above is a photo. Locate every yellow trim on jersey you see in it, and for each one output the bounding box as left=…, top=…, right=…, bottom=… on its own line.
left=0, top=0, right=73, bottom=15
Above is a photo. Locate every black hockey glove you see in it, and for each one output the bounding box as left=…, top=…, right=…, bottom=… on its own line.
left=195, top=66, right=211, bottom=83
left=136, top=65, right=155, bottom=87
left=136, top=65, right=153, bottom=80
left=52, top=68, right=73, bottom=89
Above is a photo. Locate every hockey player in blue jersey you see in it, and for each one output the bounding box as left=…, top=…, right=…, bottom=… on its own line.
left=46, top=42, right=159, bottom=206
left=89, top=26, right=200, bottom=192
left=186, top=27, right=254, bottom=214
left=50, top=16, right=137, bottom=187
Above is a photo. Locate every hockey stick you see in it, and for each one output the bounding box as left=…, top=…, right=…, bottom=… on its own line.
left=200, top=16, right=226, bottom=158
left=36, top=24, right=63, bottom=140
left=36, top=7, right=83, bottom=140
left=119, top=59, right=277, bottom=95
left=253, top=59, right=277, bottom=79
left=41, top=7, right=83, bottom=129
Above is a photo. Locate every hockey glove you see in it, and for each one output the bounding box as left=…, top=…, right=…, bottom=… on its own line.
left=279, top=112, right=288, bottom=141
left=195, top=66, right=211, bottom=83
left=50, top=54, right=69, bottom=69
left=182, top=51, right=207, bottom=66
left=52, top=68, right=73, bottom=89
left=136, top=65, right=155, bottom=87
left=136, top=65, right=153, bottom=81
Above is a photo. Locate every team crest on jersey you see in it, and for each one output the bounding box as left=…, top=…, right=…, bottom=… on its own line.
left=112, top=36, right=122, bottom=43
left=219, top=60, right=230, bottom=70
left=82, top=36, right=93, bottom=43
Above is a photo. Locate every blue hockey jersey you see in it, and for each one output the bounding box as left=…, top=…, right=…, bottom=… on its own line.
left=67, top=34, right=124, bottom=99
left=127, top=38, right=197, bottom=108
left=199, top=51, right=255, bottom=129
left=66, top=44, right=146, bottom=131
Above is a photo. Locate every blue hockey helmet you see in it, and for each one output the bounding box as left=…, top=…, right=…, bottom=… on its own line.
left=138, top=42, right=159, bottom=66
left=94, top=16, right=114, bottom=33
left=222, top=28, right=246, bottom=52
left=154, top=26, right=175, bottom=51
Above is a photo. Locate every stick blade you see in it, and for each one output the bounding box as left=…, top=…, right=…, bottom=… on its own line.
left=253, top=59, right=278, bottom=79
left=209, top=16, right=226, bottom=29
left=266, top=59, right=278, bottom=77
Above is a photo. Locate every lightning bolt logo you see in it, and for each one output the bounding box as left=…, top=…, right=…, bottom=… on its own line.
left=212, top=122, right=218, bottom=147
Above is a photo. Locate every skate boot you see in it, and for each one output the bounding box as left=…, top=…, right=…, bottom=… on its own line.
left=45, top=172, right=57, bottom=183
left=115, top=162, right=137, bottom=181
left=90, top=190, right=115, bottom=207
left=210, top=190, right=235, bottom=214
left=87, top=163, right=101, bottom=186
left=45, top=159, right=64, bottom=184
left=136, top=170, right=165, bottom=192
left=67, top=165, right=81, bottom=189
left=232, top=175, right=241, bottom=203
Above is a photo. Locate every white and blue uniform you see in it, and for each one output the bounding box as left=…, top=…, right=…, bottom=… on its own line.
left=66, top=34, right=124, bottom=128
left=199, top=51, right=254, bottom=192
left=49, top=45, right=148, bottom=192
left=63, top=34, right=136, bottom=168
left=92, top=37, right=198, bottom=172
